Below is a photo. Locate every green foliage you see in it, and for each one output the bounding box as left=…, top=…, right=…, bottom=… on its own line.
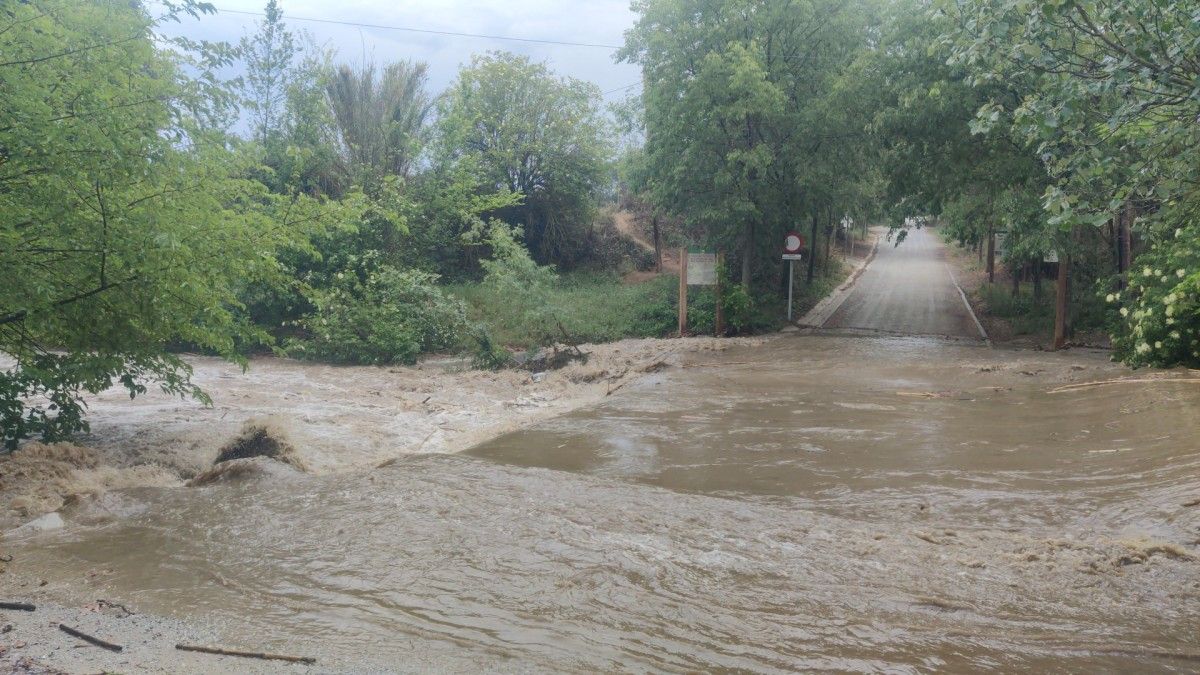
left=1110, top=223, right=1200, bottom=368
left=979, top=285, right=1055, bottom=337
left=470, top=326, right=513, bottom=371
left=293, top=268, right=468, bottom=366
left=0, top=0, right=356, bottom=446
left=436, top=52, right=609, bottom=267
left=326, top=60, right=432, bottom=188
left=942, top=0, right=1200, bottom=365
left=622, top=0, right=877, bottom=290
left=0, top=353, right=206, bottom=451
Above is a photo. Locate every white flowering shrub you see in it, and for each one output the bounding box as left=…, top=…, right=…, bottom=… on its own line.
left=1110, top=224, right=1199, bottom=368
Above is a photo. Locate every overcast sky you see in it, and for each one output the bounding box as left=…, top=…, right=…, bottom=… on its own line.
left=159, top=0, right=642, bottom=101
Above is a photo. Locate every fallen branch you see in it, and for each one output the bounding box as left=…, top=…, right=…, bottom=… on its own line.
left=176, top=643, right=316, bottom=664
left=680, top=360, right=756, bottom=369
left=0, top=602, right=35, bottom=612
left=1048, top=378, right=1200, bottom=394
left=59, top=623, right=122, bottom=652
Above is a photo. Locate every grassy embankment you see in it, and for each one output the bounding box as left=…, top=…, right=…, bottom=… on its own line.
left=449, top=264, right=846, bottom=349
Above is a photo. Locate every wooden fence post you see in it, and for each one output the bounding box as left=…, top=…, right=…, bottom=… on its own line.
left=714, top=252, right=725, bottom=337
left=678, top=247, right=688, bottom=336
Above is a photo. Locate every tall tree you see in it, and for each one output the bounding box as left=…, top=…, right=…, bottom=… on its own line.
left=326, top=60, right=432, bottom=188
left=944, top=0, right=1200, bottom=365
left=0, top=0, right=353, bottom=447
left=435, top=52, right=609, bottom=267
left=240, top=0, right=297, bottom=145
left=620, top=0, right=874, bottom=289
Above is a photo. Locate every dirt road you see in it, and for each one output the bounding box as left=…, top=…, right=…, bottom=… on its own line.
left=822, top=226, right=984, bottom=338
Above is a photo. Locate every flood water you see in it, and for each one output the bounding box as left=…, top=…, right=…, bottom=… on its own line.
left=7, top=334, right=1200, bottom=672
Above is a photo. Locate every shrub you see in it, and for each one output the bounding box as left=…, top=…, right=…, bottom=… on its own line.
left=293, top=267, right=468, bottom=365
left=470, top=325, right=513, bottom=370
left=1111, top=223, right=1199, bottom=368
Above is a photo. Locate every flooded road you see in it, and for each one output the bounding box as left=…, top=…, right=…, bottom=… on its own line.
left=3, top=229, right=1198, bottom=672
left=4, top=334, right=1200, bottom=672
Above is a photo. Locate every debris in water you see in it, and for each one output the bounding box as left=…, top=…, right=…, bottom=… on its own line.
left=212, top=419, right=307, bottom=471
left=58, top=623, right=122, bottom=652
left=912, top=595, right=972, bottom=612
left=913, top=531, right=943, bottom=545
left=176, top=642, right=316, bottom=664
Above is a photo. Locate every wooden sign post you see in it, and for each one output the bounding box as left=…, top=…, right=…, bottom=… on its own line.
left=678, top=247, right=688, bottom=336
left=714, top=252, right=725, bottom=336
left=679, top=248, right=721, bottom=337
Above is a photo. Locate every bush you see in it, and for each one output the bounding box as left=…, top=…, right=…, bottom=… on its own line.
left=470, top=325, right=513, bottom=370
left=292, top=267, right=468, bottom=365
left=1110, top=223, right=1199, bottom=368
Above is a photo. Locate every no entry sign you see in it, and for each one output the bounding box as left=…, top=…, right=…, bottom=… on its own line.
left=784, top=232, right=805, bottom=254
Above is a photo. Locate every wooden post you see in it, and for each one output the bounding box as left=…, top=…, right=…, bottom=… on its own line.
left=1118, top=203, right=1132, bottom=288
left=678, top=247, right=688, bottom=336
left=1053, top=252, right=1070, bottom=350
left=714, top=252, right=725, bottom=337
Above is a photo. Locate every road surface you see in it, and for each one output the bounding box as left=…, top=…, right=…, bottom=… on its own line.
left=822, top=226, right=983, bottom=338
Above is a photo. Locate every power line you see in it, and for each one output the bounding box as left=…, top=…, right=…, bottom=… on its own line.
left=211, top=7, right=623, bottom=50
left=602, top=82, right=641, bottom=96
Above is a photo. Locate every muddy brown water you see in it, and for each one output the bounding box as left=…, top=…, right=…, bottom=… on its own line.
left=5, top=335, right=1200, bottom=672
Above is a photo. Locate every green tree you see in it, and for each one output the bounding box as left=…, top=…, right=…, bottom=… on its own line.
left=0, top=0, right=354, bottom=448
left=944, top=0, right=1200, bottom=365
left=620, top=0, right=875, bottom=290
left=436, top=52, right=609, bottom=267
left=240, top=0, right=296, bottom=145
left=326, top=60, right=433, bottom=188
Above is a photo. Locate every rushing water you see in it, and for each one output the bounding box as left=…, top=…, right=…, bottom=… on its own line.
left=6, top=335, right=1200, bottom=672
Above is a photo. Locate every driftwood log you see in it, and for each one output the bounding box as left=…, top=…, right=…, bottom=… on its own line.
left=59, top=623, right=123, bottom=652
left=176, top=642, right=316, bottom=664
left=0, top=602, right=35, bottom=612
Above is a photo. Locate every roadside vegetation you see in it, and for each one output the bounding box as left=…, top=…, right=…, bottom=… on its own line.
left=3, top=0, right=1197, bottom=447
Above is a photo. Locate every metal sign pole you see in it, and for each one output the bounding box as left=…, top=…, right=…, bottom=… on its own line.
left=787, top=259, right=794, bottom=322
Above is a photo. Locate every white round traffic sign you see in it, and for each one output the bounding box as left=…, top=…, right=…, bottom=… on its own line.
left=784, top=232, right=803, bottom=254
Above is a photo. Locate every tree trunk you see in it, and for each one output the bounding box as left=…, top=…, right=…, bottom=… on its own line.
left=1011, top=262, right=1021, bottom=297
left=1033, top=261, right=1043, bottom=301
left=806, top=208, right=819, bottom=284
left=651, top=214, right=662, bottom=273
left=741, top=219, right=754, bottom=289
left=1118, top=203, right=1132, bottom=288
left=823, top=207, right=833, bottom=270
left=986, top=224, right=996, bottom=283
left=1053, top=252, right=1070, bottom=350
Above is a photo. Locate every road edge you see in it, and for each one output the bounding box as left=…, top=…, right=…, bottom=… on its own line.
left=944, top=262, right=991, bottom=344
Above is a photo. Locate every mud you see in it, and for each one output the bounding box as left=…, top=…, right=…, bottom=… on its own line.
left=0, top=337, right=754, bottom=529
left=0, top=333, right=1197, bottom=672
